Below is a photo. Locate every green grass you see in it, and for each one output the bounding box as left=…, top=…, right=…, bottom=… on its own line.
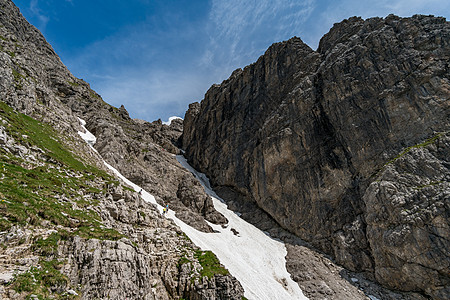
left=385, top=132, right=445, bottom=166
left=177, top=255, right=192, bottom=268
left=0, top=156, right=123, bottom=240
left=123, top=185, right=135, bottom=193
left=89, top=90, right=100, bottom=100
left=194, top=250, right=229, bottom=279
left=413, top=181, right=444, bottom=190
left=12, top=69, right=24, bottom=81
left=67, top=80, right=79, bottom=87
left=371, top=132, right=447, bottom=178
left=11, top=68, right=24, bottom=89
left=0, top=100, right=123, bottom=240
left=11, top=259, right=72, bottom=299
left=178, top=249, right=229, bottom=281
left=1, top=159, right=103, bottom=231
left=33, top=232, right=65, bottom=256
left=0, top=100, right=116, bottom=180
left=0, top=99, right=132, bottom=298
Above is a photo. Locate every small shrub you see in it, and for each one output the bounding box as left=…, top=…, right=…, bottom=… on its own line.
left=194, top=250, right=229, bottom=278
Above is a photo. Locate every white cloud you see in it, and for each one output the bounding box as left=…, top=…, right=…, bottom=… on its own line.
left=318, top=0, right=449, bottom=28
left=382, top=0, right=450, bottom=16
left=90, top=68, right=210, bottom=121
left=62, top=15, right=210, bottom=121
left=62, top=0, right=449, bottom=122
left=204, top=0, right=316, bottom=71
left=29, top=0, right=49, bottom=32
left=67, top=0, right=319, bottom=121
left=307, top=0, right=449, bottom=49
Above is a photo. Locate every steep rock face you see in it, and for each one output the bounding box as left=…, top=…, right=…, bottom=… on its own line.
left=86, top=111, right=226, bottom=233
left=183, top=15, right=449, bottom=298
left=0, top=0, right=242, bottom=298
left=363, top=133, right=449, bottom=299
left=0, top=0, right=224, bottom=234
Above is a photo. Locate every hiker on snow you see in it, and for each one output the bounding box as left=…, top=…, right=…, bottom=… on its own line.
left=162, top=204, right=169, bottom=216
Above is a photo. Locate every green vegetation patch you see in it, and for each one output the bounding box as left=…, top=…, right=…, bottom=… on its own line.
left=413, top=181, right=444, bottom=190
left=372, top=132, right=447, bottom=178
left=0, top=99, right=132, bottom=298
left=0, top=100, right=115, bottom=179
left=12, top=69, right=24, bottom=82
left=0, top=158, right=115, bottom=235
left=0, top=100, right=121, bottom=241
left=123, top=185, right=135, bottom=193
left=67, top=80, right=79, bottom=87
left=194, top=250, right=229, bottom=279
left=11, top=259, right=74, bottom=299
left=177, top=255, right=192, bottom=268
left=11, top=68, right=24, bottom=89
left=89, top=90, right=100, bottom=100
left=33, top=232, right=66, bottom=256
left=385, top=132, right=445, bottom=166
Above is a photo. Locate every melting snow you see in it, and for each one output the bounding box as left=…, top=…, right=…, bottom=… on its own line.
left=77, top=117, right=96, bottom=147
left=176, top=156, right=308, bottom=300
left=77, top=118, right=308, bottom=300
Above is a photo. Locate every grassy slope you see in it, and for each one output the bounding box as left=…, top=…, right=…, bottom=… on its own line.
left=0, top=100, right=125, bottom=298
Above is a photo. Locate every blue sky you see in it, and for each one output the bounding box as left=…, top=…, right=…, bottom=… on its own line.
left=13, top=0, right=450, bottom=122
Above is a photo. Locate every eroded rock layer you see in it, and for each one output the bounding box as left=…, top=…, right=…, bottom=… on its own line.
left=183, top=15, right=450, bottom=299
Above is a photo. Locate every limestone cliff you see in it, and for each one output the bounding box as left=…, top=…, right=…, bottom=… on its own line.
left=0, top=0, right=243, bottom=298
left=182, top=15, right=449, bottom=299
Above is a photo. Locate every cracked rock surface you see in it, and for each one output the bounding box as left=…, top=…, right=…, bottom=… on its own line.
left=183, top=14, right=449, bottom=299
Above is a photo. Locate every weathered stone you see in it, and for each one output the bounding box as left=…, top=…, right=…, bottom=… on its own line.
left=364, top=133, right=450, bottom=299
left=0, top=0, right=244, bottom=298
left=183, top=14, right=450, bottom=298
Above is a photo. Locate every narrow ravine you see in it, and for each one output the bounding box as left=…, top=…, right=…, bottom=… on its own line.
left=78, top=119, right=308, bottom=300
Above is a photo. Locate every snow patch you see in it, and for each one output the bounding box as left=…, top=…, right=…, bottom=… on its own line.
left=162, top=116, right=182, bottom=125
left=76, top=118, right=307, bottom=299
left=77, top=117, right=96, bottom=147
left=176, top=155, right=308, bottom=300
left=103, top=161, right=158, bottom=206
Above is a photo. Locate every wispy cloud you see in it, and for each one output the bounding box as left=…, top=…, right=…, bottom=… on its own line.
left=306, top=0, right=449, bottom=49
left=29, top=0, right=49, bottom=33
left=93, top=69, right=208, bottom=121
left=53, top=0, right=449, bottom=122
left=381, top=0, right=450, bottom=16
left=203, top=0, right=316, bottom=75
left=63, top=7, right=211, bottom=121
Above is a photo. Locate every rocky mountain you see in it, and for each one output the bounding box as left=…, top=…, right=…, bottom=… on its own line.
left=0, top=0, right=243, bottom=298
left=183, top=15, right=449, bottom=299
left=2, top=0, right=449, bottom=298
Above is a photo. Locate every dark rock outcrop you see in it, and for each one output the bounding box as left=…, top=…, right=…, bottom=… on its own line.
left=183, top=14, right=449, bottom=298
left=364, top=133, right=450, bottom=299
